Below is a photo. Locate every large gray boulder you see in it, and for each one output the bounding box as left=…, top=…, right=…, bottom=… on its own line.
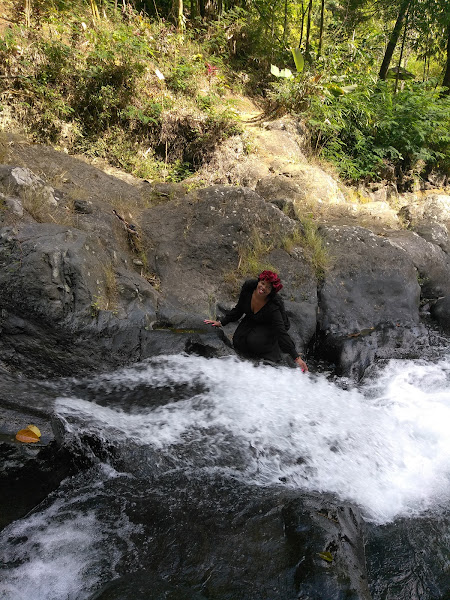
left=0, top=221, right=231, bottom=377
left=387, top=209, right=450, bottom=333
left=317, top=225, right=424, bottom=378
left=0, top=223, right=158, bottom=375
left=140, top=185, right=318, bottom=354
left=386, top=230, right=450, bottom=302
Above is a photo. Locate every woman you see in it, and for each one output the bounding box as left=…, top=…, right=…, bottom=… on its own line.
left=204, top=270, right=308, bottom=372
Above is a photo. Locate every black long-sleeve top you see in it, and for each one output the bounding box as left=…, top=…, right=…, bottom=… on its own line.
left=220, top=279, right=299, bottom=362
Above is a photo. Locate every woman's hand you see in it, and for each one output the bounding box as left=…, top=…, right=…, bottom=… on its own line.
left=295, top=356, right=308, bottom=372
left=204, top=319, right=222, bottom=327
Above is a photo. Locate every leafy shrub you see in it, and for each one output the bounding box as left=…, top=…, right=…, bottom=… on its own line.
left=374, top=84, right=450, bottom=176
left=166, top=60, right=201, bottom=95
left=73, top=26, right=148, bottom=132
left=267, top=73, right=322, bottom=113
left=307, top=81, right=450, bottom=181
left=196, top=93, right=221, bottom=111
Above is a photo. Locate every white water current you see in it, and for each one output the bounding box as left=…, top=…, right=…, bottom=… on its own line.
left=2, top=353, right=450, bottom=600
left=58, top=354, right=450, bottom=522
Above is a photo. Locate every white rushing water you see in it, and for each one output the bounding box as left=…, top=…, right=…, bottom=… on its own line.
left=56, top=353, right=450, bottom=524
left=0, top=464, right=140, bottom=600
left=2, top=353, right=450, bottom=600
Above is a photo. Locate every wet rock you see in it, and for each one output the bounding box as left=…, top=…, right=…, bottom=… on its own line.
left=0, top=439, right=75, bottom=530
left=317, top=225, right=422, bottom=378
left=90, top=574, right=208, bottom=600
left=283, top=495, right=371, bottom=600
left=0, top=381, right=75, bottom=530
left=366, top=512, right=450, bottom=600
left=89, top=472, right=371, bottom=600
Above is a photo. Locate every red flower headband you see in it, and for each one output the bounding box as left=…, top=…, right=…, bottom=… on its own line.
left=258, top=270, right=283, bottom=293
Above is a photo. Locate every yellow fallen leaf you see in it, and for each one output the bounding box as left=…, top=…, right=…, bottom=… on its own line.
left=318, top=551, right=333, bottom=562
left=26, top=425, right=41, bottom=437
left=16, top=428, right=40, bottom=443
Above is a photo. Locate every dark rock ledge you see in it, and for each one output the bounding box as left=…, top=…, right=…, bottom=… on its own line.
left=1, top=167, right=450, bottom=379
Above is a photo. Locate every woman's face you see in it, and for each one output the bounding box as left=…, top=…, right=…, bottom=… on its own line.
left=256, top=278, right=273, bottom=298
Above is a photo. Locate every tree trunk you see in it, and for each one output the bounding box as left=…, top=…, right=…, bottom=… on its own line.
left=378, top=0, right=411, bottom=80
left=305, top=0, right=313, bottom=57
left=283, top=0, right=288, bottom=43
left=394, top=3, right=410, bottom=92
left=317, top=0, right=325, bottom=59
left=298, top=0, right=305, bottom=48
left=173, top=0, right=184, bottom=30
left=443, top=23, right=450, bottom=93
left=24, top=0, right=31, bottom=27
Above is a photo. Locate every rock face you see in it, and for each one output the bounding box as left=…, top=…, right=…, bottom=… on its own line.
left=256, top=165, right=346, bottom=211
left=88, top=484, right=372, bottom=600
left=317, top=225, right=424, bottom=378
left=0, top=150, right=450, bottom=378
left=0, top=158, right=450, bottom=378
left=0, top=222, right=159, bottom=376
left=140, top=185, right=317, bottom=353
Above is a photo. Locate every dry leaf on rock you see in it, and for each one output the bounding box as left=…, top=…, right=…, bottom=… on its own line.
left=26, top=424, right=41, bottom=437
left=15, top=424, right=42, bottom=443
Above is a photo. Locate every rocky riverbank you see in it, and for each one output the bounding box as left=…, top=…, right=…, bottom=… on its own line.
left=1, top=119, right=450, bottom=599
left=1, top=136, right=450, bottom=380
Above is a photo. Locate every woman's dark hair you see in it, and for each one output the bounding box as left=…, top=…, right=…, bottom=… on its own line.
left=258, top=270, right=282, bottom=293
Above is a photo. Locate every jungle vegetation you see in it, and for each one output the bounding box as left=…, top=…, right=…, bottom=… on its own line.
left=0, top=0, right=449, bottom=184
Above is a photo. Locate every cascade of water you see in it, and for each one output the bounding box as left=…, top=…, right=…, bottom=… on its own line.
left=56, top=354, right=450, bottom=522
left=1, top=354, right=450, bottom=600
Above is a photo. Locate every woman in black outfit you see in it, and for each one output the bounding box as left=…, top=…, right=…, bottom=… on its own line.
left=204, top=270, right=308, bottom=372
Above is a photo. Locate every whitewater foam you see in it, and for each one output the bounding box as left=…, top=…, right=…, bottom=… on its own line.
left=55, top=354, right=450, bottom=523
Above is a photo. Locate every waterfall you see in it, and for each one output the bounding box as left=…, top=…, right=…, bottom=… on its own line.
left=2, top=354, right=450, bottom=600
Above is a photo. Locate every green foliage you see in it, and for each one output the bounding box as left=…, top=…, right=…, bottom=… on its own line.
left=298, top=217, right=329, bottom=280
left=196, top=93, right=221, bottom=111
left=73, top=26, right=148, bottom=132
left=0, top=6, right=243, bottom=182
left=307, top=81, right=450, bottom=181
left=291, top=48, right=305, bottom=73
left=267, top=73, right=322, bottom=112
left=236, top=227, right=277, bottom=278
left=271, top=65, right=294, bottom=79
left=120, top=103, right=164, bottom=128
left=0, top=0, right=448, bottom=188
left=166, top=59, right=202, bottom=95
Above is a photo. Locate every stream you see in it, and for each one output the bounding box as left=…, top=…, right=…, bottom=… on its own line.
left=1, top=354, right=450, bottom=599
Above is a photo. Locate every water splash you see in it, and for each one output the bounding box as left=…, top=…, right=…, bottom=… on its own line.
left=0, top=465, right=140, bottom=600
left=56, top=354, right=450, bottom=524
left=3, top=354, right=450, bottom=600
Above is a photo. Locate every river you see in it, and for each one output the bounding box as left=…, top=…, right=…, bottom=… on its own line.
left=1, top=354, right=450, bottom=599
